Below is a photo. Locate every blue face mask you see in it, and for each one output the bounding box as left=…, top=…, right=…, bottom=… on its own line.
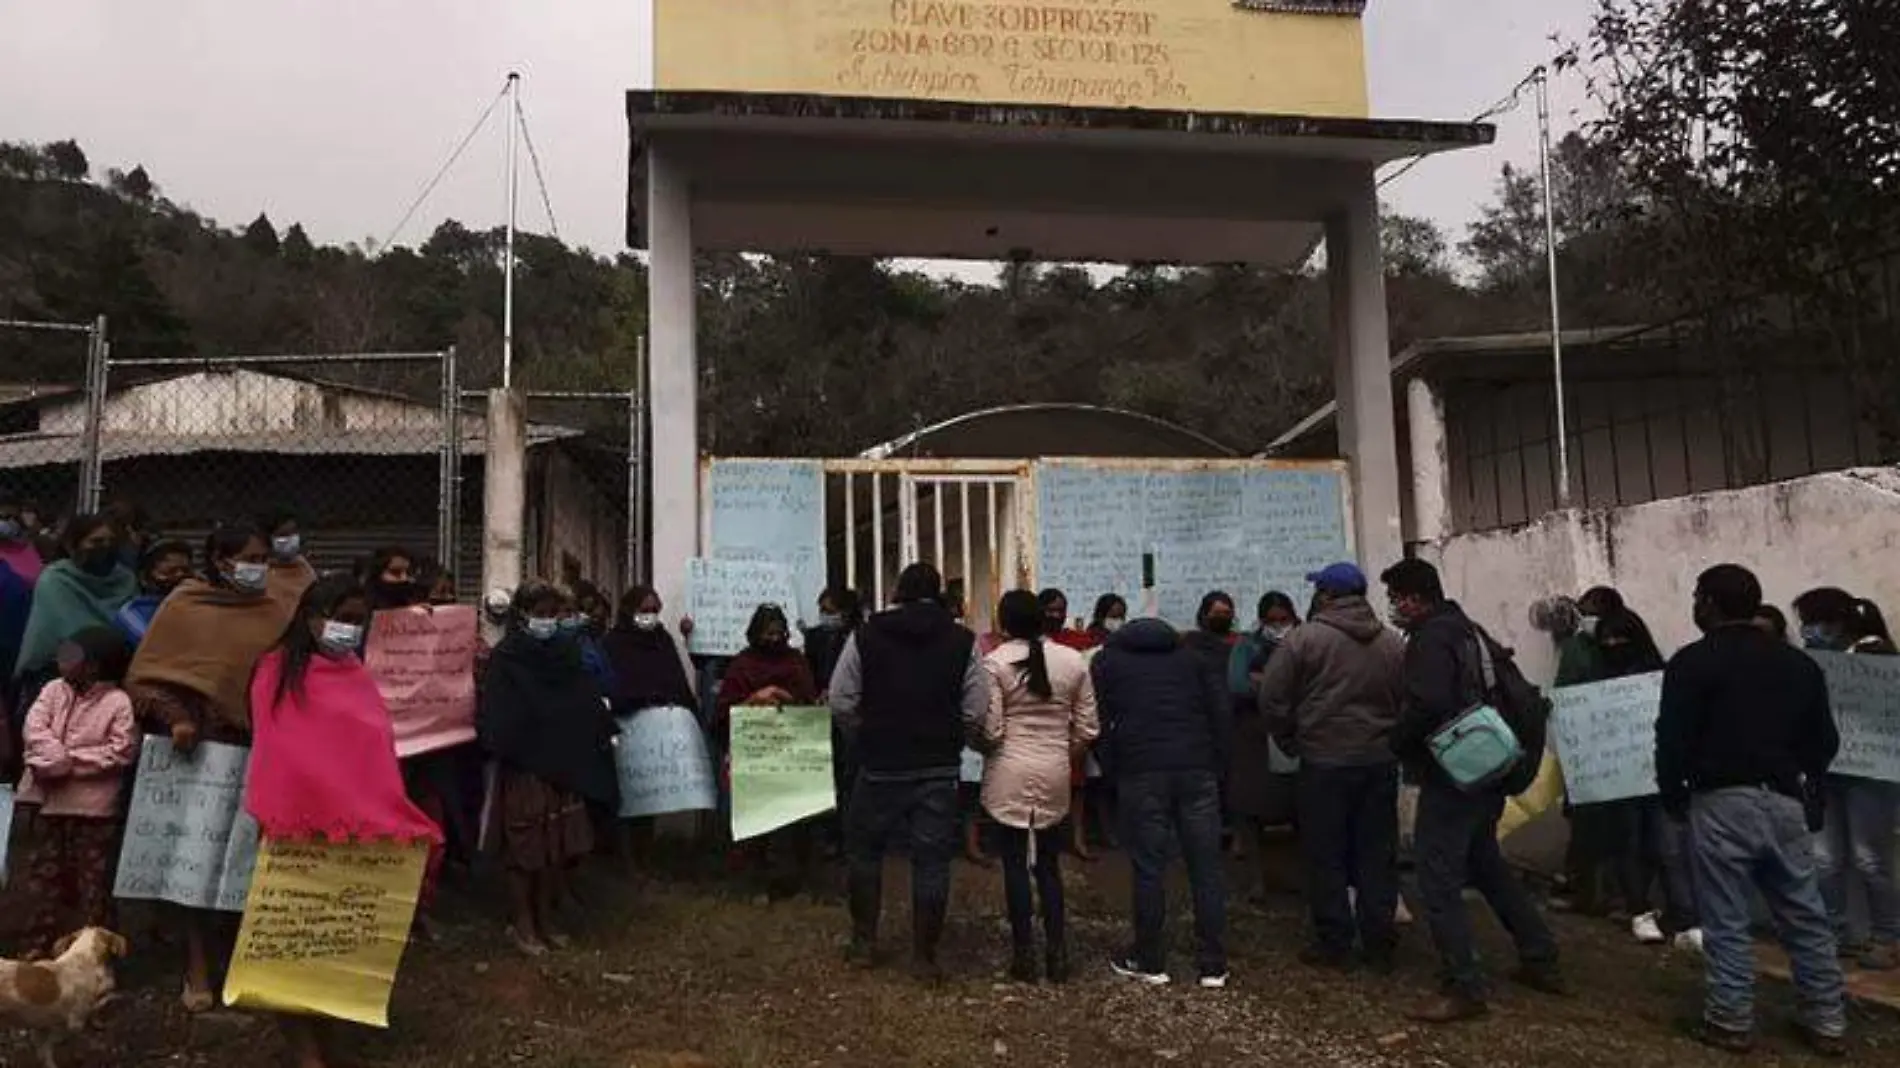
left=271, top=534, right=302, bottom=561
left=559, top=615, right=585, bottom=635
left=525, top=617, right=561, bottom=642
left=0, top=519, right=21, bottom=541
left=1801, top=624, right=1844, bottom=651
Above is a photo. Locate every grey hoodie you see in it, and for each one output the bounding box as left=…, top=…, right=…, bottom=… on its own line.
left=1257, top=594, right=1405, bottom=768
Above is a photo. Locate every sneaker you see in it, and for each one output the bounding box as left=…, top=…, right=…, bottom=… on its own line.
left=1673, top=928, right=1705, bottom=955
left=1510, top=964, right=1570, bottom=997
left=1109, top=956, right=1171, bottom=986
left=1794, top=1024, right=1849, bottom=1059
left=1198, top=970, right=1230, bottom=990
left=1395, top=897, right=1415, bottom=926
left=1688, top=1019, right=1753, bottom=1054
left=1632, top=911, right=1667, bottom=945
left=1406, top=993, right=1488, bottom=1024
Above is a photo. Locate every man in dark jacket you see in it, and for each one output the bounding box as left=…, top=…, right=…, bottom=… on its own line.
left=1260, top=562, right=1405, bottom=971
left=828, top=563, right=986, bottom=981
left=1092, top=616, right=1231, bottom=988
left=1658, top=564, right=1844, bottom=1055
left=1381, top=558, right=1563, bottom=1023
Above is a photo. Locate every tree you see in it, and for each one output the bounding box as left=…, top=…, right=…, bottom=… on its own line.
left=44, top=140, right=88, bottom=182
left=1380, top=209, right=1452, bottom=280
left=243, top=213, right=280, bottom=258
left=282, top=223, right=315, bottom=268
left=108, top=165, right=155, bottom=202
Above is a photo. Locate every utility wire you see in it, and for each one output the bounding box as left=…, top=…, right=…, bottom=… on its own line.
left=380, top=79, right=512, bottom=250
left=515, top=97, right=562, bottom=240
left=1377, top=65, right=1548, bottom=191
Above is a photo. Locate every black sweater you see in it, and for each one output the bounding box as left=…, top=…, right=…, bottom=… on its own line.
left=1655, top=622, right=1838, bottom=814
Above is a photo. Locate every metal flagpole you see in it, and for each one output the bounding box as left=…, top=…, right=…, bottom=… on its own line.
left=502, top=71, right=520, bottom=389
left=1534, top=66, right=1571, bottom=508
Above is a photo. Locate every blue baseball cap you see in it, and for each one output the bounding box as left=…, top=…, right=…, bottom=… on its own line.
left=1306, top=562, right=1368, bottom=596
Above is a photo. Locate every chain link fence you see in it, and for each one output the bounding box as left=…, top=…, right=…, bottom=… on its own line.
left=0, top=317, right=105, bottom=547
left=67, top=349, right=460, bottom=579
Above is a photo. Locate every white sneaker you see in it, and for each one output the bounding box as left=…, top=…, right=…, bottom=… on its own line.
left=1110, top=957, right=1171, bottom=986
left=1673, top=928, right=1705, bottom=955
left=1396, top=897, right=1415, bottom=926
left=1632, top=912, right=1666, bottom=945
left=1198, top=971, right=1229, bottom=990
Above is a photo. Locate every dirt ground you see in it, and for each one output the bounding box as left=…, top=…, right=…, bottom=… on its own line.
left=6, top=837, right=1899, bottom=1068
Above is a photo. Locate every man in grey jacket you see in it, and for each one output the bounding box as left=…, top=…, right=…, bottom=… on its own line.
left=1260, top=561, right=1406, bottom=971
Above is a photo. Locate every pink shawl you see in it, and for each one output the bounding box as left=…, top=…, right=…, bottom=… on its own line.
left=0, top=542, right=42, bottom=585
left=246, top=648, right=442, bottom=843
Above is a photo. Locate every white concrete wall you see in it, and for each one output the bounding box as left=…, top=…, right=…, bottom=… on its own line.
left=1419, top=468, right=1900, bottom=675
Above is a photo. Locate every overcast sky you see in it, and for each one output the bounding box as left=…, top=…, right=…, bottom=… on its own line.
left=1, top=0, right=1598, bottom=271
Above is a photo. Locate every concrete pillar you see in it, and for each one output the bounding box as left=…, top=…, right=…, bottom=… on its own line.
left=481, top=388, right=526, bottom=642
left=1327, top=172, right=1403, bottom=572
left=646, top=140, right=699, bottom=623
left=1407, top=376, right=1451, bottom=543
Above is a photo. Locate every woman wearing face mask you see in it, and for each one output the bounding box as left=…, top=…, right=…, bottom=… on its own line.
left=11, top=514, right=139, bottom=723
left=478, top=582, right=619, bottom=955
left=1794, top=586, right=1900, bottom=971
left=715, top=604, right=820, bottom=900
left=1227, top=591, right=1302, bottom=902
left=124, top=522, right=296, bottom=1010
left=1086, top=594, right=1128, bottom=646
left=568, top=585, right=617, bottom=692
left=246, top=575, right=443, bottom=1068
left=258, top=507, right=318, bottom=614
left=803, top=587, right=862, bottom=694
left=365, top=546, right=423, bottom=611
left=114, top=539, right=194, bottom=649
left=1037, top=589, right=1095, bottom=651
left=599, top=586, right=698, bottom=863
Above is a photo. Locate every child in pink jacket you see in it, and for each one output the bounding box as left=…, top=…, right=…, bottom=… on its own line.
left=16, top=625, right=140, bottom=952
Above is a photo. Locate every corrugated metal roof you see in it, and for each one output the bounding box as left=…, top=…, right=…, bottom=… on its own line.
left=0, top=426, right=581, bottom=469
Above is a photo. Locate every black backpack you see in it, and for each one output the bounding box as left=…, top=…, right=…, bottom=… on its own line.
left=1463, top=625, right=1551, bottom=796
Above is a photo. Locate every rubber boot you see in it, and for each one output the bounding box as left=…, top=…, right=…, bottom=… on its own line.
left=845, top=877, right=880, bottom=968
left=912, top=900, right=947, bottom=985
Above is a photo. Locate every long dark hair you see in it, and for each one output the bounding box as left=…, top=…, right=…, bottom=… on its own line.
left=745, top=603, right=791, bottom=651
left=203, top=522, right=262, bottom=584
left=1089, top=594, right=1126, bottom=630
left=999, top=590, right=1052, bottom=700
left=272, top=573, right=366, bottom=710
left=1795, top=586, right=1896, bottom=649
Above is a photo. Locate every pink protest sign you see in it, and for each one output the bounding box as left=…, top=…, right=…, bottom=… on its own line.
left=364, top=605, right=479, bottom=758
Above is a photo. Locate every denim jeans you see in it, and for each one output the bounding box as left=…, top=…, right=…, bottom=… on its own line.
left=1120, top=769, right=1227, bottom=975
left=990, top=823, right=1065, bottom=949
left=1690, top=787, right=1845, bottom=1037
left=846, top=774, right=959, bottom=945
left=1297, top=762, right=1400, bottom=956
left=1414, top=780, right=1558, bottom=999
left=1816, top=775, right=1900, bottom=947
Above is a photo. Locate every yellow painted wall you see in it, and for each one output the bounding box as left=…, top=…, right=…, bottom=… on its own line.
left=652, top=0, right=1368, bottom=117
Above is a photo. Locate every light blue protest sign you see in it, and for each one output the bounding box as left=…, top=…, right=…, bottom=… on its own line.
left=707, top=460, right=827, bottom=624
left=684, top=557, right=802, bottom=657
left=114, top=738, right=260, bottom=912
left=1813, top=651, right=1900, bottom=784
left=1548, top=672, right=1663, bottom=804
left=615, top=705, right=718, bottom=818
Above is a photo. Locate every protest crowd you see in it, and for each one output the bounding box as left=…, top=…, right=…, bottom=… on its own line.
left=2, top=490, right=1897, bottom=1064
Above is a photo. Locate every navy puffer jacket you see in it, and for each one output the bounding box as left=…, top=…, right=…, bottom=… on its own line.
left=1089, top=618, right=1231, bottom=779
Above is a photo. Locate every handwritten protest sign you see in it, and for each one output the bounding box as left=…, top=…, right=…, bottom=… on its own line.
left=707, top=459, right=827, bottom=623
left=364, top=605, right=480, bottom=757
left=684, top=557, right=801, bottom=657
left=614, top=705, right=718, bottom=818
left=224, top=838, right=429, bottom=1027
left=1813, top=652, right=1900, bottom=783
left=1548, top=672, right=1663, bottom=805
left=0, top=784, right=13, bottom=887
left=729, top=705, right=835, bottom=841
left=114, top=738, right=260, bottom=911
left=960, top=747, right=985, bottom=784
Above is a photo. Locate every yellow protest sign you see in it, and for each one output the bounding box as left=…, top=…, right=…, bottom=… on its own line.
left=223, top=837, right=428, bottom=1027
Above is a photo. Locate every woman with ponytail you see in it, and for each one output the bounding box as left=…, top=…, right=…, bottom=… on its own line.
left=1794, top=587, right=1900, bottom=970
left=978, top=589, right=1099, bottom=984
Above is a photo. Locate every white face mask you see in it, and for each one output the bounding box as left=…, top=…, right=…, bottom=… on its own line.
left=1577, top=615, right=1600, bottom=638
left=633, top=613, right=662, bottom=630
left=1265, top=623, right=1294, bottom=640
left=271, top=534, right=301, bottom=561
left=230, top=561, right=269, bottom=593
left=1103, top=617, right=1125, bottom=633
left=319, top=620, right=361, bottom=653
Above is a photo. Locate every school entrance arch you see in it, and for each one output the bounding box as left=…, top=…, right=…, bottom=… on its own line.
left=624, top=1, right=1494, bottom=617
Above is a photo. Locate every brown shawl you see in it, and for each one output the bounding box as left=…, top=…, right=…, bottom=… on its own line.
left=126, top=576, right=295, bottom=736
left=267, top=556, right=317, bottom=616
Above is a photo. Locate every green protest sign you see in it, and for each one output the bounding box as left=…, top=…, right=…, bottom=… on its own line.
left=729, top=705, right=836, bottom=841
